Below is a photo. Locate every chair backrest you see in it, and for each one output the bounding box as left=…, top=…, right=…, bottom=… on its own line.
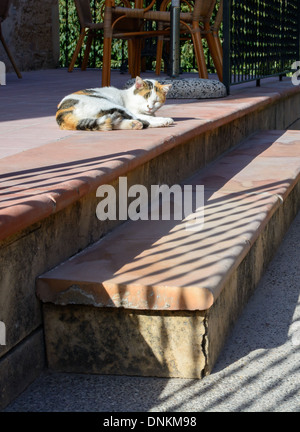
left=158, top=0, right=216, bottom=24
left=74, top=0, right=94, bottom=27
left=193, top=0, right=216, bottom=23
left=0, top=0, right=11, bottom=21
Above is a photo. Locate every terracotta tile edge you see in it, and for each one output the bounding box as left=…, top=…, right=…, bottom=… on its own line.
left=36, top=278, right=215, bottom=311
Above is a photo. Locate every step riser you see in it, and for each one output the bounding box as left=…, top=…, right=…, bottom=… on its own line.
left=42, top=181, right=300, bottom=378
left=0, top=330, right=45, bottom=410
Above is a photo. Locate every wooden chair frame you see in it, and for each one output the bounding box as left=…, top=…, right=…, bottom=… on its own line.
left=68, top=0, right=104, bottom=72
left=69, top=0, right=223, bottom=86
left=155, top=0, right=223, bottom=81
left=102, top=0, right=172, bottom=87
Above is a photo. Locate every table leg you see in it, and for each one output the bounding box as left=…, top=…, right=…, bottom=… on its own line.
left=169, top=0, right=180, bottom=78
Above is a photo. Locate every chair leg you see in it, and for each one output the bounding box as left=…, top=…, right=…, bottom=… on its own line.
left=102, top=36, right=112, bottom=87
left=214, top=32, right=223, bottom=80
left=133, top=38, right=142, bottom=78
left=140, top=38, right=146, bottom=72
left=127, top=39, right=134, bottom=76
left=205, top=24, right=223, bottom=82
left=141, top=56, right=147, bottom=72
left=128, top=38, right=142, bottom=78
left=155, top=36, right=164, bottom=75
left=81, top=30, right=93, bottom=71
left=68, top=28, right=86, bottom=72
left=0, top=32, right=22, bottom=79
left=215, top=34, right=223, bottom=61
left=191, top=25, right=208, bottom=79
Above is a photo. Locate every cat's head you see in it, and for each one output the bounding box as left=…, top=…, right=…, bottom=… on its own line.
left=132, top=76, right=171, bottom=115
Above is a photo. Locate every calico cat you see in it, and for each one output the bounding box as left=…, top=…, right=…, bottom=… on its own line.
left=56, top=76, right=174, bottom=131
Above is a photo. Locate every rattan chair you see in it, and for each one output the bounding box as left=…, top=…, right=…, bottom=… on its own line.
left=102, top=0, right=172, bottom=86
left=0, top=0, right=22, bottom=78
left=155, top=0, right=223, bottom=81
left=68, top=0, right=104, bottom=72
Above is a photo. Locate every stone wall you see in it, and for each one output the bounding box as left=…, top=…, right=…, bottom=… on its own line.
left=0, top=0, right=60, bottom=73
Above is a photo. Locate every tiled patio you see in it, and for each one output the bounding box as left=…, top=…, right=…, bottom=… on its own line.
left=1, top=68, right=299, bottom=241
left=1, top=69, right=299, bottom=156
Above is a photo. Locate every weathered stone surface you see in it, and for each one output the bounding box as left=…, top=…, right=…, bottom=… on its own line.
left=44, top=305, right=207, bottom=378
left=0, top=0, right=60, bottom=72
left=0, top=329, right=45, bottom=410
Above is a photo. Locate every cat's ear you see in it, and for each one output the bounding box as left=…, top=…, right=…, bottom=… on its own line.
left=135, top=76, right=144, bottom=89
left=162, top=84, right=172, bottom=94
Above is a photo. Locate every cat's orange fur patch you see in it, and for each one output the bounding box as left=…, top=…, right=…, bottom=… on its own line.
left=154, top=81, right=168, bottom=104
left=57, top=112, right=78, bottom=130
left=99, top=118, right=112, bottom=131
left=74, top=90, right=90, bottom=95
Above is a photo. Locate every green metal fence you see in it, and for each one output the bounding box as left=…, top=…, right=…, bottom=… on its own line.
left=222, top=0, right=300, bottom=92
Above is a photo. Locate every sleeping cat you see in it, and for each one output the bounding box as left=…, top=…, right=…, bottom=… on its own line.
left=56, top=76, right=174, bottom=131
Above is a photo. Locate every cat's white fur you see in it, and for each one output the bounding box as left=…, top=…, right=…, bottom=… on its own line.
left=57, top=76, right=174, bottom=131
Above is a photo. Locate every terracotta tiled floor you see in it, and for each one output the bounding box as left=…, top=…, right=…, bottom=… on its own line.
left=1, top=69, right=298, bottom=158
left=0, top=69, right=299, bottom=241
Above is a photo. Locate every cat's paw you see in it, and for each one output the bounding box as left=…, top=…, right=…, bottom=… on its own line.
left=130, top=120, right=144, bottom=130
left=163, top=117, right=174, bottom=126
left=155, top=117, right=174, bottom=127
left=120, top=119, right=144, bottom=130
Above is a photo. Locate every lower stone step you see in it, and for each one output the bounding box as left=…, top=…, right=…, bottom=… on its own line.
left=37, top=130, right=300, bottom=379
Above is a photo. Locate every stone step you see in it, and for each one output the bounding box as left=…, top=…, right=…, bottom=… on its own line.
left=3, top=73, right=300, bottom=409
left=36, top=130, right=300, bottom=379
